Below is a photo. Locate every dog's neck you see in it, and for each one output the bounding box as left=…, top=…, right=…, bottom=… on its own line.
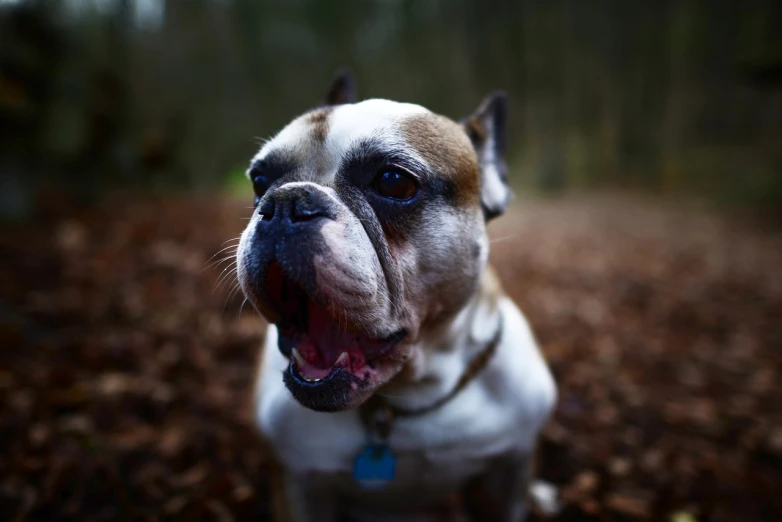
left=376, top=267, right=504, bottom=411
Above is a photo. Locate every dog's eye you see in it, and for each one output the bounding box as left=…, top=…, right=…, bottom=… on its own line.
left=373, top=171, right=417, bottom=201
left=252, top=174, right=270, bottom=206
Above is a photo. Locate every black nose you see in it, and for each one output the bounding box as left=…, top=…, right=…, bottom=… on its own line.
left=259, top=184, right=335, bottom=223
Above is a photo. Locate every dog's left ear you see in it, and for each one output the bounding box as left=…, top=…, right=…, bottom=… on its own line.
left=461, top=92, right=511, bottom=220
left=325, top=68, right=357, bottom=105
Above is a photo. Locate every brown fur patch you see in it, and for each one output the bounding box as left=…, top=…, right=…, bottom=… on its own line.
left=464, top=115, right=486, bottom=143
left=401, top=114, right=481, bottom=207
left=305, top=108, right=331, bottom=143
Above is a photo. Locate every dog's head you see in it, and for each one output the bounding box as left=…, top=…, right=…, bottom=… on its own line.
left=237, top=70, right=511, bottom=412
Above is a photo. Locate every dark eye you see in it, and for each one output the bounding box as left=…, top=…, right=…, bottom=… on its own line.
left=252, top=173, right=270, bottom=206
left=373, top=171, right=417, bottom=201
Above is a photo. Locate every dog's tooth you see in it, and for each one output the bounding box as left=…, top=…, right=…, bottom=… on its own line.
left=335, top=352, right=349, bottom=365
left=291, top=348, right=307, bottom=368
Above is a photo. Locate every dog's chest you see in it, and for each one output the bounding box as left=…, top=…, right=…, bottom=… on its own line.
left=261, top=373, right=522, bottom=489
left=332, top=445, right=490, bottom=515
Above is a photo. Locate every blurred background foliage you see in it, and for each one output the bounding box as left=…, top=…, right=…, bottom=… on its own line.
left=1, top=0, right=781, bottom=219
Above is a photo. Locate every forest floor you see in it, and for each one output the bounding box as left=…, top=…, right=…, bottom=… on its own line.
left=1, top=193, right=781, bottom=521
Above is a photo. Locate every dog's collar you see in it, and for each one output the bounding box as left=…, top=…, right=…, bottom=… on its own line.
left=359, top=314, right=504, bottom=442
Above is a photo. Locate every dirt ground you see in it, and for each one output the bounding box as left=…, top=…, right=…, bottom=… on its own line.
left=1, top=194, right=780, bottom=521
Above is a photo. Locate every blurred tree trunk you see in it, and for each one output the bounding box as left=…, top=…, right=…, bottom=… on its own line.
left=1, top=0, right=780, bottom=211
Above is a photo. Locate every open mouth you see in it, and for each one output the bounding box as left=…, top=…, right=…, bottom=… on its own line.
left=266, top=263, right=405, bottom=386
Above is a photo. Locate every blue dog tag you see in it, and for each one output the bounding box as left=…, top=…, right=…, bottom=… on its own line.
left=352, top=444, right=396, bottom=490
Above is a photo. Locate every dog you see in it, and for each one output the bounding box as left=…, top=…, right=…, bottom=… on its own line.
left=236, top=70, right=557, bottom=522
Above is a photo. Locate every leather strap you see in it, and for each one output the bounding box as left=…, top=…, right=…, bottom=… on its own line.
left=360, top=314, right=504, bottom=442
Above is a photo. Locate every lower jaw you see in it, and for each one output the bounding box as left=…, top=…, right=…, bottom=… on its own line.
left=283, top=362, right=368, bottom=412
left=288, top=361, right=346, bottom=386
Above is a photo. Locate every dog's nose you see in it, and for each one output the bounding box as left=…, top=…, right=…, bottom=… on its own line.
left=260, top=184, right=335, bottom=223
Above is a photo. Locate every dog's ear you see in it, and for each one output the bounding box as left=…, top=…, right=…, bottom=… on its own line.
left=325, top=68, right=357, bottom=105
left=461, top=92, right=511, bottom=220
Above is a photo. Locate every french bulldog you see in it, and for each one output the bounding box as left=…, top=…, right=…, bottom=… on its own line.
left=236, top=70, right=557, bottom=522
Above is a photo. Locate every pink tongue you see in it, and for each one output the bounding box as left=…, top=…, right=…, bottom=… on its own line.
left=291, top=300, right=369, bottom=379
left=306, top=300, right=359, bottom=366
left=298, top=362, right=333, bottom=380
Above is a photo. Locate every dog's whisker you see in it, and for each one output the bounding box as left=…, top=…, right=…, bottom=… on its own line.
left=212, top=266, right=238, bottom=295
left=489, top=234, right=517, bottom=244
left=213, top=265, right=237, bottom=288
left=208, top=243, right=240, bottom=260
left=214, top=254, right=238, bottom=266
left=200, top=245, right=240, bottom=273
left=223, top=281, right=243, bottom=313
left=209, top=262, right=236, bottom=279
left=250, top=301, right=262, bottom=319
left=205, top=256, right=237, bottom=272
left=237, top=297, right=248, bottom=318
left=226, top=282, right=241, bottom=303
left=201, top=253, right=238, bottom=273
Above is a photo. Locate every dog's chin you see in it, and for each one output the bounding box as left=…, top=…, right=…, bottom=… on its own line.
left=261, top=262, right=407, bottom=412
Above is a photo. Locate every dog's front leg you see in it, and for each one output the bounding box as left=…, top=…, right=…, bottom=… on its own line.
left=272, top=470, right=340, bottom=522
left=463, top=452, right=533, bottom=522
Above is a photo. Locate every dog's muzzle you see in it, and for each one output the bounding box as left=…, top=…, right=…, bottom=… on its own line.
left=242, top=184, right=339, bottom=325
left=238, top=183, right=406, bottom=411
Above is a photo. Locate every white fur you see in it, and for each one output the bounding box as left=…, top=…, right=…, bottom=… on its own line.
left=478, top=125, right=510, bottom=212
left=251, top=99, right=431, bottom=185
left=324, top=99, right=429, bottom=167
left=255, top=293, right=557, bottom=492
